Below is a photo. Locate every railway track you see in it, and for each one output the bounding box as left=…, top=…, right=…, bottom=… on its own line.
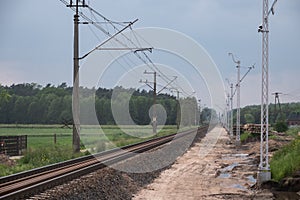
left=0, top=126, right=208, bottom=200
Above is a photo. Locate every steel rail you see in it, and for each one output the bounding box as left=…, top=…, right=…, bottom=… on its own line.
left=0, top=126, right=208, bottom=199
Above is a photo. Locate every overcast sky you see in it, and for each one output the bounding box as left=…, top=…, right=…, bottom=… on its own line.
left=0, top=0, right=299, bottom=107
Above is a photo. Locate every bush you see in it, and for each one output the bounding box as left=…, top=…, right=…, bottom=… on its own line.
left=274, top=121, right=288, bottom=133
left=240, top=131, right=259, bottom=143
left=240, top=132, right=251, bottom=143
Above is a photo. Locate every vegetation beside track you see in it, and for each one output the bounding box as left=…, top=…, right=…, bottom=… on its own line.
left=240, top=131, right=257, bottom=143
left=0, top=125, right=187, bottom=177
left=239, top=126, right=300, bottom=182
left=270, top=126, right=300, bottom=182
left=270, top=137, right=300, bottom=181
left=0, top=145, right=86, bottom=177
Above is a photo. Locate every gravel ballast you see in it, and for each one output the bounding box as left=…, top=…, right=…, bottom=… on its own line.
left=27, top=128, right=207, bottom=200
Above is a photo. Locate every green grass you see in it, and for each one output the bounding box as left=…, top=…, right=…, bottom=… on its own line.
left=286, top=126, right=300, bottom=138
left=0, top=145, right=87, bottom=177
left=0, top=125, right=178, bottom=149
left=0, top=124, right=180, bottom=177
left=240, top=132, right=251, bottom=143
left=0, top=125, right=72, bottom=149
left=240, top=131, right=260, bottom=143
left=80, top=125, right=178, bottom=152
left=270, top=137, right=300, bottom=181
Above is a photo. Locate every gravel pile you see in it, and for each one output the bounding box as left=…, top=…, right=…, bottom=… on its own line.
left=28, top=129, right=207, bottom=200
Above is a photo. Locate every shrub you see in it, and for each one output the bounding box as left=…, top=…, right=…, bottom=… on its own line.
left=274, top=121, right=288, bottom=133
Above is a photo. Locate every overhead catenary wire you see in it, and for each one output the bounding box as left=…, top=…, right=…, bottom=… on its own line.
left=61, top=0, right=152, bottom=85
left=81, top=1, right=193, bottom=96
left=60, top=0, right=192, bottom=97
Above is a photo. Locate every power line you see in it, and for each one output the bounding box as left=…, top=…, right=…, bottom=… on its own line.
left=61, top=0, right=191, bottom=100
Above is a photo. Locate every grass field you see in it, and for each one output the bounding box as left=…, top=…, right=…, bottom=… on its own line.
left=0, top=124, right=183, bottom=176
left=0, top=124, right=179, bottom=150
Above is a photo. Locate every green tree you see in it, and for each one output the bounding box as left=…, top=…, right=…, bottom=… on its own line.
left=244, top=113, right=255, bottom=124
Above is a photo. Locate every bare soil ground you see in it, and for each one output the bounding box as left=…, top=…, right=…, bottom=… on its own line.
left=133, top=126, right=293, bottom=200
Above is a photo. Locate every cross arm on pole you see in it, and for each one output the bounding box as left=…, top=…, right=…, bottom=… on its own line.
left=157, top=76, right=177, bottom=94
left=139, top=79, right=154, bottom=90
left=239, top=64, right=255, bottom=84
left=268, top=0, right=278, bottom=16
left=258, top=0, right=279, bottom=33
left=79, top=19, right=139, bottom=60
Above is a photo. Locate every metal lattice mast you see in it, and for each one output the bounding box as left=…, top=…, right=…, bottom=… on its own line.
left=258, top=0, right=278, bottom=182
left=259, top=0, right=270, bottom=179
left=230, top=83, right=234, bottom=138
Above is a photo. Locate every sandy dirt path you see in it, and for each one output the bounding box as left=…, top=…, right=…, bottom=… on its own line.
left=133, top=126, right=273, bottom=200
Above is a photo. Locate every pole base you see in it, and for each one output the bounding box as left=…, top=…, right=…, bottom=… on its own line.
left=235, top=140, right=241, bottom=147
left=257, top=170, right=271, bottom=185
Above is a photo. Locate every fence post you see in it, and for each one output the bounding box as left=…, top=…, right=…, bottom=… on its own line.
left=17, top=136, right=20, bottom=155
left=54, top=134, right=57, bottom=144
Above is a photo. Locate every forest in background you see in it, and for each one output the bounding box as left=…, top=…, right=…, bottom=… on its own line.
left=0, top=83, right=299, bottom=126
left=0, top=83, right=213, bottom=126
left=237, top=102, right=300, bottom=125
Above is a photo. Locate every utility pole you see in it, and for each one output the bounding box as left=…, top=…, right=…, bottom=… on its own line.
left=228, top=53, right=241, bottom=145
left=226, top=78, right=234, bottom=138
left=143, top=71, right=157, bottom=134
left=176, top=90, right=181, bottom=130
left=258, top=0, right=278, bottom=183
left=198, top=99, right=201, bottom=126
left=224, top=96, right=228, bottom=130
left=67, top=0, right=87, bottom=153
left=169, top=88, right=181, bottom=129
left=141, top=75, right=177, bottom=132
left=272, top=92, right=282, bottom=115
left=228, top=53, right=254, bottom=145
left=230, top=83, right=234, bottom=138
left=236, top=60, right=241, bottom=145
left=194, top=98, right=200, bottom=126
left=62, top=0, right=149, bottom=152
left=226, top=93, right=230, bottom=132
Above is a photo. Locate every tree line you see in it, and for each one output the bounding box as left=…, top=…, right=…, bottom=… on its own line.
left=1, top=83, right=299, bottom=126
left=0, top=83, right=213, bottom=126
left=235, top=102, right=300, bottom=125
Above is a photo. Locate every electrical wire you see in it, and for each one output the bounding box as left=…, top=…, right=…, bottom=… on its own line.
left=60, top=0, right=192, bottom=97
